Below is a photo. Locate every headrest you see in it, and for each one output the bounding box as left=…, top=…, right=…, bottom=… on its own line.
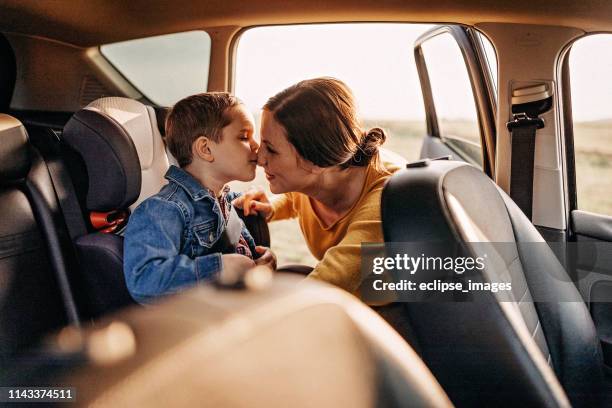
left=383, top=160, right=516, bottom=244
left=0, top=114, right=30, bottom=182
left=62, top=103, right=142, bottom=212
left=77, top=97, right=171, bottom=210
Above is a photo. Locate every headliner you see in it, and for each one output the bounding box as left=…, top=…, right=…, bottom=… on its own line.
left=0, top=0, right=608, bottom=46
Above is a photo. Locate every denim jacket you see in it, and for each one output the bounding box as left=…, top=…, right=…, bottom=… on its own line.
left=123, top=165, right=257, bottom=304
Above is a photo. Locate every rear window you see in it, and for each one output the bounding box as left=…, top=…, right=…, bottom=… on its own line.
left=101, top=31, right=211, bottom=106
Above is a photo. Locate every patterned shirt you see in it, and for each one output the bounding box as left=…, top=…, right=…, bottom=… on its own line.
left=216, top=186, right=254, bottom=259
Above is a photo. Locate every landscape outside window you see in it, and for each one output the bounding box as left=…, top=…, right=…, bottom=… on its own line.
left=569, top=34, right=612, bottom=215
left=101, top=31, right=211, bottom=106
left=420, top=32, right=482, bottom=166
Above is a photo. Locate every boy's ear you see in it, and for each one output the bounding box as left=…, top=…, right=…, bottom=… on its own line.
left=193, top=136, right=214, bottom=162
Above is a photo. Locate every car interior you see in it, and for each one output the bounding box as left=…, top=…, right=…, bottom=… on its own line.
left=2, top=1, right=612, bottom=407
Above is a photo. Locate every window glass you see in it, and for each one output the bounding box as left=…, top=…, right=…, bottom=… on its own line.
left=101, top=31, right=211, bottom=106
left=569, top=34, right=612, bottom=215
left=233, top=23, right=433, bottom=266
left=477, top=31, right=498, bottom=92
left=420, top=33, right=482, bottom=166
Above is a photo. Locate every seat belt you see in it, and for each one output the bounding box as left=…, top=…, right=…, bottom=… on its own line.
left=31, top=128, right=88, bottom=240
left=211, top=206, right=246, bottom=254
left=506, top=84, right=553, bottom=220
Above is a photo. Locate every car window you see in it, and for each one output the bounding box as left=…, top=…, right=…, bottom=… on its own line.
left=232, top=23, right=433, bottom=266
left=569, top=34, right=612, bottom=215
left=101, top=31, right=211, bottom=106
left=420, top=32, right=482, bottom=167
left=476, top=31, right=498, bottom=93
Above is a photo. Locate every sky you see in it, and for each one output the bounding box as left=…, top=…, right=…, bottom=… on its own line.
left=569, top=34, right=612, bottom=122
left=234, top=24, right=433, bottom=121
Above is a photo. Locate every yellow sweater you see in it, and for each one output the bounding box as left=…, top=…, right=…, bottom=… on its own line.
left=270, top=151, right=404, bottom=294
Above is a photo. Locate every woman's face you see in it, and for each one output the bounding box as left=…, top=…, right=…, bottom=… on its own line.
left=258, top=109, right=318, bottom=194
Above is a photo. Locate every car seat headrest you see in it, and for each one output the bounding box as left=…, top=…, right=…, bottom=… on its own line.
left=87, top=97, right=172, bottom=210
left=62, top=105, right=141, bottom=212
left=87, top=97, right=159, bottom=170
left=0, top=114, right=30, bottom=182
left=382, top=159, right=516, bottom=244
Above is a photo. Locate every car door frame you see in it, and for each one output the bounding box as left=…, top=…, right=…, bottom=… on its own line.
left=414, top=25, right=497, bottom=178
left=560, top=35, right=612, bottom=367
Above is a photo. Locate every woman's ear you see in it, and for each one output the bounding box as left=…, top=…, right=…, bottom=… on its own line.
left=297, top=155, right=323, bottom=174
left=193, top=136, right=214, bottom=162
left=309, top=163, right=325, bottom=175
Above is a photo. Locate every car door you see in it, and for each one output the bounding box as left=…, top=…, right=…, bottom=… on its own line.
left=562, top=33, right=612, bottom=367
left=414, top=25, right=497, bottom=177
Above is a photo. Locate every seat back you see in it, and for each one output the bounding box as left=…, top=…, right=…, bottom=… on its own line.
left=0, top=114, right=77, bottom=357
left=61, top=102, right=146, bottom=316
left=381, top=160, right=602, bottom=407
left=58, top=278, right=452, bottom=408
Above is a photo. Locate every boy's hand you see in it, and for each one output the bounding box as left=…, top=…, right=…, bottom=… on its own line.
left=254, top=246, right=277, bottom=270
left=232, top=187, right=273, bottom=219
left=219, top=254, right=256, bottom=285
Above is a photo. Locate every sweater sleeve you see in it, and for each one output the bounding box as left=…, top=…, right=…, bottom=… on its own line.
left=306, top=189, right=383, bottom=293
left=269, top=192, right=297, bottom=221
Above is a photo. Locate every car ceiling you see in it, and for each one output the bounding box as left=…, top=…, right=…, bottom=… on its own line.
left=0, top=0, right=610, bottom=46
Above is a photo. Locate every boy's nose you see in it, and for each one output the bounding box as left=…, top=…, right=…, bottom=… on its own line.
left=249, top=138, right=259, bottom=152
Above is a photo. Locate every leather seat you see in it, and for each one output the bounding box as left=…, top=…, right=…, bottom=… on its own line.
left=0, top=114, right=79, bottom=357
left=66, top=277, right=454, bottom=407
left=381, top=160, right=605, bottom=408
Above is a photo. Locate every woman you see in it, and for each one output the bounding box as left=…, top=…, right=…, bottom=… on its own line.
left=234, top=77, right=403, bottom=295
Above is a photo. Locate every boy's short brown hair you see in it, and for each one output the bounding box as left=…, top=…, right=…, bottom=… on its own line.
left=165, top=92, right=241, bottom=167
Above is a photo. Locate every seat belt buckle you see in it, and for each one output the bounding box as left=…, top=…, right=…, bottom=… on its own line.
left=506, top=112, right=545, bottom=131
left=90, top=210, right=129, bottom=233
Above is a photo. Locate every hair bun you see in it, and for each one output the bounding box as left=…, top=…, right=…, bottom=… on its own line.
left=362, top=127, right=386, bottom=150
left=349, top=127, right=387, bottom=166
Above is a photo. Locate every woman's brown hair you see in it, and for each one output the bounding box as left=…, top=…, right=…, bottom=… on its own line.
left=263, top=77, right=386, bottom=169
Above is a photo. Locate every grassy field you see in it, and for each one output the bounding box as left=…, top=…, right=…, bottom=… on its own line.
left=232, top=119, right=612, bottom=266
left=573, top=122, right=612, bottom=214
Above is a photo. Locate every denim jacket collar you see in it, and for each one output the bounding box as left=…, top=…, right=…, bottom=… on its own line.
left=165, top=165, right=215, bottom=201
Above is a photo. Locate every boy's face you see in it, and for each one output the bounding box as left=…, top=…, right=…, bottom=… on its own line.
left=208, top=104, right=259, bottom=182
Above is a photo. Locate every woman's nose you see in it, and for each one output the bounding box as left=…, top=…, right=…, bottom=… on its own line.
left=257, top=149, right=266, bottom=166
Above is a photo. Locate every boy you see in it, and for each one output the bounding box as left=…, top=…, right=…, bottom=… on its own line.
left=124, top=93, right=275, bottom=304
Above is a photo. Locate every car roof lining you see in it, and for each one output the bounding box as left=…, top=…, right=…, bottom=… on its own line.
left=0, top=0, right=610, bottom=47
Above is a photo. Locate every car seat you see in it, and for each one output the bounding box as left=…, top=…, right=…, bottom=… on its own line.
left=380, top=160, right=605, bottom=408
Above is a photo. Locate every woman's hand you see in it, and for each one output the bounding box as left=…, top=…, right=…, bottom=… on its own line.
left=232, top=187, right=273, bottom=219
left=254, top=246, right=277, bottom=270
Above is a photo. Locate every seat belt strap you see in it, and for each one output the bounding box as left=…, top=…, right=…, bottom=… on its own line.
left=32, top=128, right=87, bottom=240
left=506, top=83, right=553, bottom=221
left=45, top=154, right=88, bottom=239
left=507, top=113, right=543, bottom=220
